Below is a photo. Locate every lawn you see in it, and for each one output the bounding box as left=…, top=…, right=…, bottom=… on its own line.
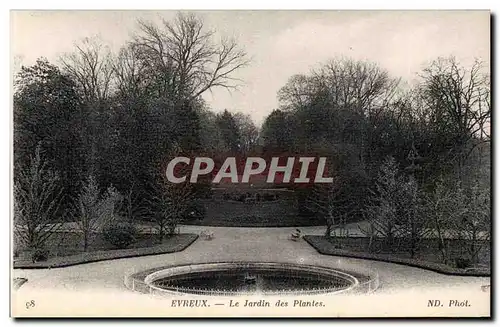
left=186, top=198, right=324, bottom=227
left=187, top=213, right=324, bottom=227
left=304, top=235, right=490, bottom=276
left=13, top=233, right=198, bottom=269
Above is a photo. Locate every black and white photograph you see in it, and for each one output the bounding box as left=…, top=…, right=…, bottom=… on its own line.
left=10, top=10, right=491, bottom=317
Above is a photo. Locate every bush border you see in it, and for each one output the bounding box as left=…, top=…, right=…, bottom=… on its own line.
left=13, top=234, right=199, bottom=269
left=303, top=235, right=490, bottom=277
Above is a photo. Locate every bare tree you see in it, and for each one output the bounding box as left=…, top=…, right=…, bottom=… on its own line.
left=112, top=44, right=151, bottom=99
left=277, top=74, right=321, bottom=111
left=397, top=175, right=428, bottom=258
left=314, top=58, right=400, bottom=115
left=60, top=36, right=116, bottom=177
left=149, top=177, right=193, bottom=242
left=358, top=212, right=377, bottom=253
left=75, top=175, right=122, bottom=251
left=423, top=180, right=462, bottom=263
left=277, top=58, right=400, bottom=169
left=132, top=12, right=249, bottom=102
left=119, top=184, right=147, bottom=223
left=419, top=57, right=490, bottom=175
left=279, top=58, right=399, bottom=115
left=60, top=36, right=114, bottom=104
left=13, top=144, right=66, bottom=252
left=307, top=178, right=353, bottom=240
left=362, top=156, right=403, bottom=252
left=455, top=182, right=490, bottom=266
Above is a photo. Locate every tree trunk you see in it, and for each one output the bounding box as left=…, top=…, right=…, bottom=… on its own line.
left=83, top=232, right=89, bottom=252
left=470, top=229, right=477, bottom=265
left=158, top=223, right=164, bottom=243
left=325, top=224, right=332, bottom=238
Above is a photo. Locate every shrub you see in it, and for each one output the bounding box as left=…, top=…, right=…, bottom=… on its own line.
left=14, top=144, right=65, bottom=253
left=455, top=257, right=472, bottom=269
left=102, top=223, right=138, bottom=249
left=184, top=201, right=206, bottom=222
left=31, top=248, right=49, bottom=263
left=77, top=176, right=123, bottom=251
left=262, top=193, right=276, bottom=201
left=13, top=246, right=20, bottom=259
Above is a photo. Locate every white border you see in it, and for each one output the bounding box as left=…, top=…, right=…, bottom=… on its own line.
left=3, top=1, right=497, bottom=326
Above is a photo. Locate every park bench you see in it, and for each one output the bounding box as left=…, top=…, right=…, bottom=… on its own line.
left=290, top=229, right=302, bottom=241
left=200, top=230, right=214, bottom=240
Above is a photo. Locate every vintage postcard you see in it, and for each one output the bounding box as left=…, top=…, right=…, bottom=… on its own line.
left=10, top=10, right=491, bottom=318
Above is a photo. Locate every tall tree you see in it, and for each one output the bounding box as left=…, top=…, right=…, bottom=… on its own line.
left=261, top=109, right=294, bottom=152
left=13, top=144, right=66, bottom=251
left=234, top=112, right=259, bottom=154
left=75, top=175, right=122, bottom=251
left=60, top=36, right=114, bottom=104
left=216, top=109, right=241, bottom=153
left=14, top=58, right=85, bottom=198
left=418, top=57, right=490, bottom=180
left=128, top=13, right=250, bottom=157
left=132, top=12, right=249, bottom=102
left=60, top=36, right=116, bottom=178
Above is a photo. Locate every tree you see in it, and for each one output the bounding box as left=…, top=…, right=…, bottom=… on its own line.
left=277, top=74, right=319, bottom=112
left=363, top=156, right=402, bottom=251
left=216, top=109, right=241, bottom=153
left=149, top=177, right=193, bottom=242
left=112, top=44, right=151, bottom=99
left=261, top=109, right=295, bottom=152
left=234, top=112, right=259, bottom=153
left=423, top=179, right=464, bottom=263
left=75, top=175, right=122, bottom=251
left=418, top=57, right=490, bottom=180
left=119, top=184, right=147, bottom=223
left=132, top=12, right=249, bottom=102
left=424, top=178, right=490, bottom=266
left=269, top=58, right=403, bottom=221
left=278, top=58, right=399, bottom=115
left=145, top=143, right=193, bottom=241
left=277, top=58, right=399, bottom=156
left=14, top=58, right=85, bottom=201
left=397, top=175, right=427, bottom=258
left=13, top=144, right=66, bottom=252
left=307, top=181, right=350, bottom=239
left=129, top=13, right=249, bottom=156
left=198, top=108, right=227, bottom=153
left=60, top=37, right=117, bottom=178
left=456, top=182, right=490, bottom=265
left=60, top=36, right=114, bottom=104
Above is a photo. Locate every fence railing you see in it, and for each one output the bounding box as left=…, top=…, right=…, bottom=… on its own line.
left=124, top=265, right=381, bottom=297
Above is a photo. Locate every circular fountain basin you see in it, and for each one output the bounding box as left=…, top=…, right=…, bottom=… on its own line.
left=143, top=262, right=360, bottom=296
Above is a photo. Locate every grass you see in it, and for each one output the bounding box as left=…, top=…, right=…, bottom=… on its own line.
left=303, top=235, right=490, bottom=277
left=188, top=198, right=324, bottom=227
left=13, top=233, right=198, bottom=269
left=186, top=213, right=324, bottom=227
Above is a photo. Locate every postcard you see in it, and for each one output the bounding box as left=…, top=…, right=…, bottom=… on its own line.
left=11, top=10, right=491, bottom=318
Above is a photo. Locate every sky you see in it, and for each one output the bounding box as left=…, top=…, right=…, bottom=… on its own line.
left=11, top=10, right=490, bottom=125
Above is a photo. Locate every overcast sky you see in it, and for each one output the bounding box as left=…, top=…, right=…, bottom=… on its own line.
left=11, top=10, right=490, bottom=125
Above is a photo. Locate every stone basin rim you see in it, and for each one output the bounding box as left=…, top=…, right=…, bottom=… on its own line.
left=143, top=261, right=362, bottom=296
